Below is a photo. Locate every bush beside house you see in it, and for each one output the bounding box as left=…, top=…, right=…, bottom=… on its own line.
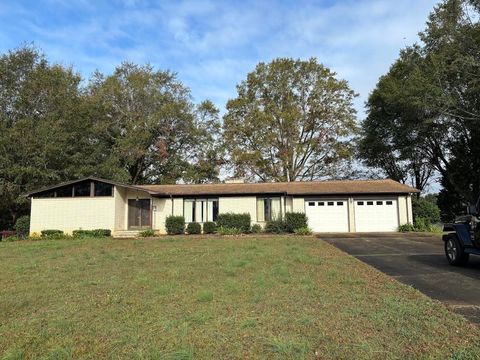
left=186, top=222, right=202, bottom=234
left=203, top=222, right=217, bottom=234
left=14, top=215, right=30, bottom=238
left=216, top=213, right=251, bottom=233
left=166, top=216, right=185, bottom=235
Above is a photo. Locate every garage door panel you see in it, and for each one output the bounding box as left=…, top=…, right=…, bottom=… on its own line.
left=354, top=199, right=398, bottom=232
left=305, top=199, right=349, bottom=233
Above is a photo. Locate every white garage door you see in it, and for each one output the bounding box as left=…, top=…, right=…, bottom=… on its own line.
left=305, top=199, right=349, bottom=232
left=354, top=199, right=398, bottom=232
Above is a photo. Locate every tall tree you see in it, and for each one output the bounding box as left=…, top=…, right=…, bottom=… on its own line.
left=87, top=63, right=222, bottom=184
left=223, top=58, right=358, bottom=182
left=0, top=46, right=97, bottom=226
left=358, top=47, right=437, bottom=193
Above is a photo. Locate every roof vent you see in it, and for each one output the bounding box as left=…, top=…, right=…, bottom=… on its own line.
left=225, top=178, right=245, bottom=184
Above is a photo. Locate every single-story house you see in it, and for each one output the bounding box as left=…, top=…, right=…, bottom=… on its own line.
left=26, top=177, right=418, bottom=236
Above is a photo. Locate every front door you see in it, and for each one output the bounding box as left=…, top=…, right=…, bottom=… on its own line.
left=128, top=199, right=151, bottom=229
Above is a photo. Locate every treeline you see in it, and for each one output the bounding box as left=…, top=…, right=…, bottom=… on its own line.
left=1, top=0, right=479, bottom=228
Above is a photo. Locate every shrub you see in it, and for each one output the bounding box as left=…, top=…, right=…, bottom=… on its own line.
left=41, top=230, right=64, bottom=239
left=186, top=222, right=202, bottom=235
left=14, top=215, right=30, bottom=238
left=398, top=223, right=415, bottom=232
left=413, top=197, right=441, bottom=225
left=72, top=229, right=111, bottom=238
left=284, top=212, right=308, bottom=233
left=217, top=226, right=242, bottom=235
left=294, top=227, right=312, bottom=235
left=139, top=229, right=155, bottom=237
left=414, top=217, right=429, bottom=232
left=265, top=219, right=286, bottom=234
left=216, top=213, right=251, bottom=233
left=165, top=216, right=185, bottom=235
left=251, top=224, right=263, bottom=233
left=203, top=221, right=217, bottom=234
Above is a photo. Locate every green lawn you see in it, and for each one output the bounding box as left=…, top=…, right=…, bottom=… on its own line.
left=1, top=236, right=479, bottom=359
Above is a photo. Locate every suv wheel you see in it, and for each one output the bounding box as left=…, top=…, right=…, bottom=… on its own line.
left=445, top=234, right=469, bottom=266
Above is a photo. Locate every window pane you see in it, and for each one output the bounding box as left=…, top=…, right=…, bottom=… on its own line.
left=257, top=198, right=265, bottom=222
left=36, top=190, right=56, bottom=198
left=94, top=182, right=113, bottom=196
left=367, top=201, right=374, bottom=206
left=74, top=182, right=91, bottom=197
left=184, top=200, right=194, bottom=223
left=357, top=201, right=364, bottom=206
left=327, top=202, right=334, bottom=206
left=56, top=185, right=73, bottom=197
left=337, top=202, right=344, bottom=206
left=212, top=199, right=219, bottom=221
left=271, top=198, right=281, bottom=220
left=376, top=201, right=383, bottom=205
left=264, top=198, right=271, bottom=221
left=386, top=201, right=393, bottom=205
left=318, top=202, right=324, bottom=206
left=308, top=202, right=315, bottom=206
left=195, top=200, right=206, bottom=223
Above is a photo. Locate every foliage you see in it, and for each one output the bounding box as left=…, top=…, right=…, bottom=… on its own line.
left=284, top=212, right=308, bottom=233
left=217, top=226, right=242, bottom=236
left=40, top=230, right=64, bottom=239
left=398, top=223, right=416, bottom=232
left=186, top=222, right=202, bottom=235
left=294, top=227, right=312, bottom=235
left=14, top=215, right=30, bottom=238
left=223, top=57, right=358, bottom=181
left=139, top=229, right=155, bottom=237
left=216, top=213, right=251, bottom=233
left=202, top=221, right=217, bottom=234
left=359, top=0, right=480, bottom=207
left=265, top=220, right=286, bottom=234
left=87, top=63, right=223, bottom=185
left=398, top=219, right=442, bottom=233
left=412, top=197, right=441, bottom=225
left=72, top=229, right=111, bottom=238
left=250, top=224, right=263, bottom=234
left=165, top=216, right=185, bottom=235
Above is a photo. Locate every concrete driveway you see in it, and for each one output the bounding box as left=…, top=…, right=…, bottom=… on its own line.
left=321, top=233, right=480, bottom=324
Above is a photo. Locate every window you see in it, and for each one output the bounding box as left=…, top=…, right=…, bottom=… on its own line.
left=94, top=182, right=113, bottom=196
left=376, top=201, right=383, bottom=205
left=357, top=201, right=364, bottom=206
left=318, top=202, right=324, bottom=206
left=367, top=201, right=374, bottom=206
left=327, top=201, right=334, bottom=206
left=337, top=202, right=344, bottom=206
left=74, top=182, right=91, bottom=197
left=36, top=190, right=56, bottom=198
left=386, top=201, right=393, bottom=205
left=56, top=185, right=73, bottom=197
left=308, top=202, right=315, bottom=206
left=184, top=198, right=218, bottom=223
left=257, top=197, right=281, bottom=222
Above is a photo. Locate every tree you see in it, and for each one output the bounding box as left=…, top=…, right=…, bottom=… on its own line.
left=87, top=63, right=223, bottom=185
left=358, top=47, right=437, bottom=193
left=0, top=46, right=96, bottom=227
left=223, top=58, right=358, bottom=182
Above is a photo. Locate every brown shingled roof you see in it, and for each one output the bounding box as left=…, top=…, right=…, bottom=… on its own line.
left=137, top=179, right=419, bottom=197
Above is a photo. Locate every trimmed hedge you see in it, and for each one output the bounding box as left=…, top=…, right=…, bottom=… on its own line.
left=216, top=213, right=251, bottom=233
left=14, top=215, right=30, bottom=238
left=41, top=230, right=64, bottom=238
left=72, top=229, right=111, bottom=238
left=251, top=224, right=263, bottom=233
left=166, top=216, right=185, bottom=235
left=186, top=222, right=202, bottom=234
left=265, top=220, right=286, bottom=234
left=203, top=221, right=217, bottom=234
left=285, top=212, right=308, bottom=233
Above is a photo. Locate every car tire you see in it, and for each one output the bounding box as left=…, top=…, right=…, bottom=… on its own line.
left=444, top=234, right=469, bottom=266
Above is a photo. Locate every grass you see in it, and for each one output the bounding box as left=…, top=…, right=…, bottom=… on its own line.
left=1, top=236, right=479, bottom=359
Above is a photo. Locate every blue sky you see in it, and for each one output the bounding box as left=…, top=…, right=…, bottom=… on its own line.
left=0, top=0, right=438, bottom=117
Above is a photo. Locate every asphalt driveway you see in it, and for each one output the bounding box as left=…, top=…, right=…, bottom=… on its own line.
left=321, top=233, right=480, bottom=324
